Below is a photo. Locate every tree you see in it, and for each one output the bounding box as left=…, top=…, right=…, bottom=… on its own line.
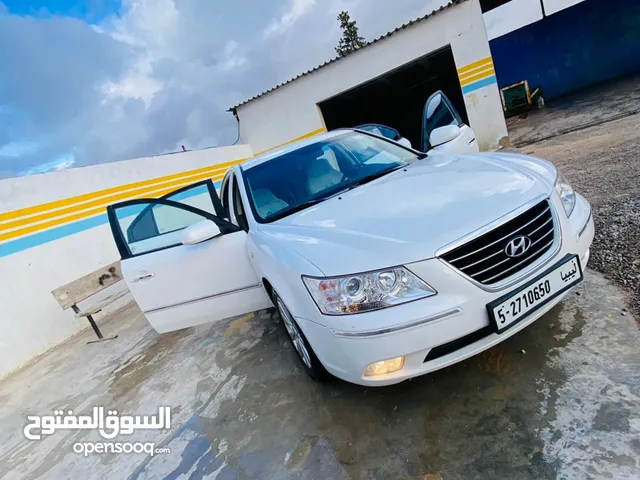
left=335, top=11, right=366, bottom=57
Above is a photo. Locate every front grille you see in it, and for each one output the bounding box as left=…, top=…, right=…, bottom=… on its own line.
left=440, top=200, right=556, bottom=285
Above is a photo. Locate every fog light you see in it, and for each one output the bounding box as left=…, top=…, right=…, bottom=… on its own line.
left=363, top=356, right=405, bottom=377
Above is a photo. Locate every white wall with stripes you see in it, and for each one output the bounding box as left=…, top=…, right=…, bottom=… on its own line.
left=0, top=144, right=252, bottom=378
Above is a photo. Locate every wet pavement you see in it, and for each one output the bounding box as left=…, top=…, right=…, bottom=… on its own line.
left=0, top=270, right=638, bottom=479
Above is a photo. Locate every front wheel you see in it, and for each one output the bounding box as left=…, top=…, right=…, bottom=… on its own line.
left=273, top=292, right=329, bottom=382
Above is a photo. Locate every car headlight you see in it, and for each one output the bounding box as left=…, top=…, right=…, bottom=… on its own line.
left=555, top=171, right=576, bottom=217
left=302, top=267, right=436, bottom=315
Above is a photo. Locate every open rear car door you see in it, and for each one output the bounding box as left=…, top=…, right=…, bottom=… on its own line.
left=107, top=180, right=272, bottom=333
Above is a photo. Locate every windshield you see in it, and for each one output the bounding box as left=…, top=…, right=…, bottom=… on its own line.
left=243, top=132, right=418, bottom=222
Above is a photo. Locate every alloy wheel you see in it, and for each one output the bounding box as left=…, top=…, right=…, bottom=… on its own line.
left=277, top=298, right=312, bottom=369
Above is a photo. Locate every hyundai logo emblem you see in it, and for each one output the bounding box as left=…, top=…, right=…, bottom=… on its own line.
left=505, top=235, right=532, bottom=258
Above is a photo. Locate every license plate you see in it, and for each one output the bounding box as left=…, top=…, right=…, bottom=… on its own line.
left=487, top=254, right=583, bottom=333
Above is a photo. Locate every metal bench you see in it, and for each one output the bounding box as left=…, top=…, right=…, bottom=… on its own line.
left=51, top=261, right=128, bottom=344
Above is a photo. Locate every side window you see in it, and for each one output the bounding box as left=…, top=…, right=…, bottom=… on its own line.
left=164, top=182, right=217, bottom=214
left=231, top=177, right=249, bottom=232
left=114, top=202, right=215, bottom=256
left=423, top=91, right=462, bottom=149
left=126, top=181, right=218, bottom=243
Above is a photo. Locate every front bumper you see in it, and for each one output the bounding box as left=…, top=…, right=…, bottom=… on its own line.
left=295, top=194, right=594, bottom=386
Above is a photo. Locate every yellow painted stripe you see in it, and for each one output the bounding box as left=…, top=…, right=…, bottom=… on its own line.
left=1, top=167, right=232, bottom=232
left=456, top=56, right=493, bottom=75
left=459, top=66, right=496, bottom=86
left=458, top=61, right=494, bottom=79
left=255, top=128, right=326, bottom=156
left=0, top=172, right=231, bottom=243
left=459, top=62, right=495, bottom=81
left=0, top=157, right=246, bottom=223
left=2, top=128, right=327, bottom=243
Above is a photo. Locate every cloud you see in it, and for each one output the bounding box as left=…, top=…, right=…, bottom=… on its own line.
left=20, top=153, right=75, bottom=176
left=0, top=13, right=133, bottom=175
left=219, top=40, right=248, bottom=71
left=263, top=0, right=316, bottom=39
left=0, top=0, right=448, bottom=179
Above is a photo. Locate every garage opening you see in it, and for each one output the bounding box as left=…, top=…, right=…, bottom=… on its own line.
left=318, top=46, right=466, bottom=149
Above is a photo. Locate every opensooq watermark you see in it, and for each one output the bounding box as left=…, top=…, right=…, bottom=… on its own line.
left=23, top=406, right=172, bottom=456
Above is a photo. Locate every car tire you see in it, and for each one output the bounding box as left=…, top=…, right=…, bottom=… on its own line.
left=272, top=291, right=329, bottom=382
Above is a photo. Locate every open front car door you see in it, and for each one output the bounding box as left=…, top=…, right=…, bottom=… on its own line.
left=421, top=90, right=479, bottom=154
left=107, top=180, right=272, bottom=333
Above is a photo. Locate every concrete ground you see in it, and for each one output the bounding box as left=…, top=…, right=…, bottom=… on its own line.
left=0, top=271, right=638, bottom=480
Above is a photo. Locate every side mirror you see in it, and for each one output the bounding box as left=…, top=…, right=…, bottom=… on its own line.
left=430, top=125, right=461, bottom=147
left=181, top=220, right=221, bottom=245
left=396, top=137, right=412, bottom=149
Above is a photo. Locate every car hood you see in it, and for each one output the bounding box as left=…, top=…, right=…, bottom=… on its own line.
left=259, top=152, right=556, bottom=276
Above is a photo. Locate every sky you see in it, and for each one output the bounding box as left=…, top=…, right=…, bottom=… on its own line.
left=0, top=0, right=451, bottom=178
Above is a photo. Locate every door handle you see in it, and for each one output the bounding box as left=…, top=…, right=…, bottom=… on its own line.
left=132, top=273, right=155, bottom=282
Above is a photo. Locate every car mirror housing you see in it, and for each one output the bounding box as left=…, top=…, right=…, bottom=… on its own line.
left=396, top=137, right=412, bottom=149
left=430, top=125, right=461, bottom=147
left=181, top=220, right=221, bottom=245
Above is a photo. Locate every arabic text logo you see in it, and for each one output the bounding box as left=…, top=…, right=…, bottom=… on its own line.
left=23, top=406, right=171, bottom=441
left=504, top=235, right=532, bottom=258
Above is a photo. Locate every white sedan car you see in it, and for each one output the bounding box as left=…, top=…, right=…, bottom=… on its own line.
left=108, top=129, right=594, bottom=386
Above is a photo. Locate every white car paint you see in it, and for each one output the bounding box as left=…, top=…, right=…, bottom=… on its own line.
left=264, top=152, right=552, bottom=275
left=122, top=230, right=272, bottom=333
left=428, top=124, right=478, bottom=154
left=110, top=130, right=594, bottom=386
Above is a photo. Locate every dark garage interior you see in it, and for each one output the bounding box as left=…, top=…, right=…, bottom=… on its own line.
left=318, top=46, right=467, bottom=149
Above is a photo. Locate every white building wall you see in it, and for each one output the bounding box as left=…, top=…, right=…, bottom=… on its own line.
left=236, top=0, right=509, bottom=153
left=0, top=145, right=252, bottom=378
left=484, top=0, right=544, bottom=40
left=483, top=0, right=586, bottom=40
left=543, top=0, right=585, bottom=16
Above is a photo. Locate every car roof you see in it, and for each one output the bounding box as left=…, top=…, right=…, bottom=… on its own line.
left=241, top=129, right=354, bottom=170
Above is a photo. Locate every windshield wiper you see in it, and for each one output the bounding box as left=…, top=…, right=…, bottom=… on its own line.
left=266, top=196, right=331, bottom=222
left=265, top=166, right=404, bottom=222
left=343, top=165, right=405, bottom=190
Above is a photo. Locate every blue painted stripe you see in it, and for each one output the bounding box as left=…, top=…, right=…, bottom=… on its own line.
left=0, top=214, right=110, bottom=259
left=0, top=180, right=223, bottom=258
left=461, top=75, right=498, bottom=94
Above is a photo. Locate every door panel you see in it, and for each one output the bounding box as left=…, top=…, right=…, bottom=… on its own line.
left=121, top=230, right=271, bottom=333
left=108, top=196, right=271, bottom=333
